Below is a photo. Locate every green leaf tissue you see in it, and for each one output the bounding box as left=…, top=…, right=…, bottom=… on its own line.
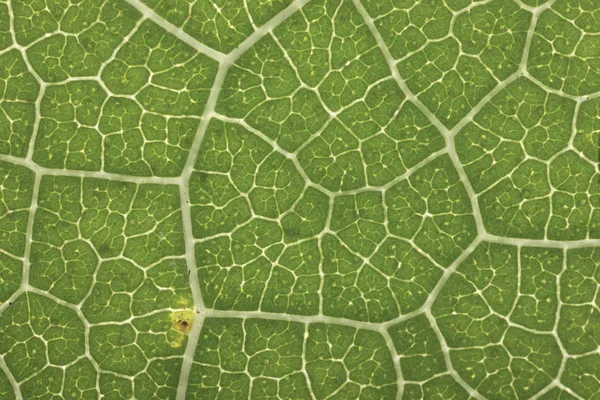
left=0, top=0, right=599, bottom=399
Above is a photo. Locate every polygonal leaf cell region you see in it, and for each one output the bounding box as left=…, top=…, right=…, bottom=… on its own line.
left=528, top=0, right=600, bottom=95
left=187, top=318, right=397, bottom=399
left=431, top=242, right=600, bottom=400
left=30, top=16, right=219, bottom=176
left=456, top=77, right=600, bottom=240
left=3, top=174, right=193, bottom=398
left=192, top=117, right=474, bottom=322
left=1, top=0, right=600, bottom=399
left=7, top=0, right=220, bottom=177
left=0, top=50, right=39, bottom=158
left=361, top=0, right=532, bottom=128
left=0, top=161, right=34, bottom=302
left=141, top=0, right=296, bottom=53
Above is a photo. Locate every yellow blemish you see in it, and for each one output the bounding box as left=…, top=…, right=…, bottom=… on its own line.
left=170, top=334, right=185, bottom=348
left=171, top=309, right=194, bottom=334
left=169, top=309, right=195, bottom=347
left=176, top=296, right=192, bottom=308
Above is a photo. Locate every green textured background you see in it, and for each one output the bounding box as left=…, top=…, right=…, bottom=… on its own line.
left=0, top=0, right=599, bottom=399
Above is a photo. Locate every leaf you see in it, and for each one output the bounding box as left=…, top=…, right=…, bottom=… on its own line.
left=1, top=0, right=599, bottom=399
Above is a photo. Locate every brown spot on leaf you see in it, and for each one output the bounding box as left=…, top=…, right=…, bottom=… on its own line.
left=171, top=310, right=194, bottom=335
